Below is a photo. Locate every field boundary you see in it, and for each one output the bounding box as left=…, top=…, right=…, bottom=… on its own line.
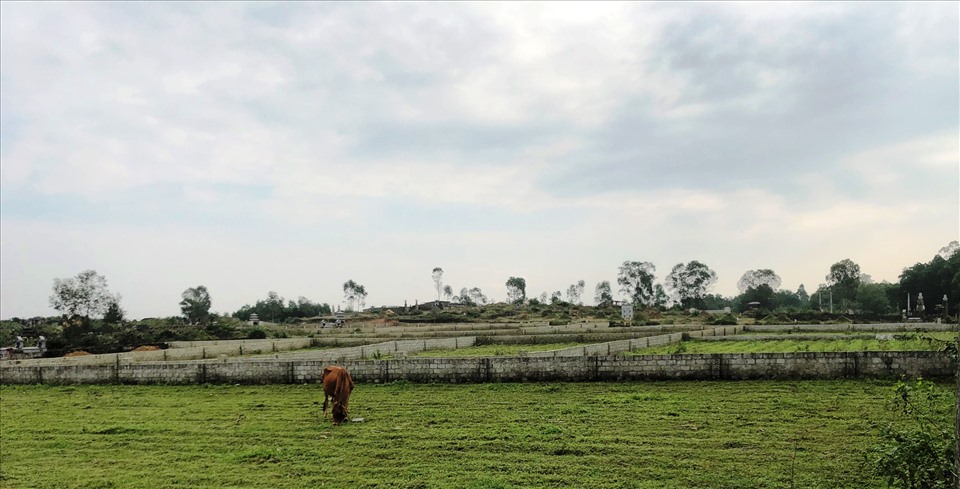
left=0, top=350, right=951, bottom=385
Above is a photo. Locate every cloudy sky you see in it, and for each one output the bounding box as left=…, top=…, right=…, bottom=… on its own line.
left=1, top=2, right=957, bottom=319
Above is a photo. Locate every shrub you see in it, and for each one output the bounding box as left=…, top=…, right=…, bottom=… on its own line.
left=708, top=314, right=738, bottom=326
left=247, top=329, right=267, bottom=340
left=866, top=379, right=955, bottom=488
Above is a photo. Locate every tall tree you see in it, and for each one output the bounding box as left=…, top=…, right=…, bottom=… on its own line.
left=442, top=285, right=454, bottom=301
left=343, top=280, right=359, bottom=311
left=457, top=287, right=487, bottom=306
left=617, top=261, right=656, bottom=306
left=432, top=267, right=444, bottom=300
left=49, top=269, right=117, bottom=319
left=180, top=286, right=213, bottom=324
left=566, top=280, right=585, bottom=305
left=665, top=260, right=718, bottom=309
left=826, top=259, right=862, bottom=307
left=737, top=269, right=782, bottom=294
left=796, top=284, right=809, bottom=304
left=506, top=277, right=527, bottom=304
left=355, top=284, right=368, bottom=311
left=594, top=281, right=613, bottom=307
left=857, top=282, right=894, bottom=314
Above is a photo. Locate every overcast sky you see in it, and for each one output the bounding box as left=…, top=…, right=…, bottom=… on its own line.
left=1, top=2, right=957, bottom=319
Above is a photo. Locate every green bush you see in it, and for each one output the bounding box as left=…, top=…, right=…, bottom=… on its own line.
left=866, top=379, right=955, bottom=488
left=247, top=329, right=267, bottom=339
left=708, top=314, right=738, bottom=326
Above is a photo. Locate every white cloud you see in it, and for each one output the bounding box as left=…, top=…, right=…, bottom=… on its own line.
left=1, top=2, right=957, bottom=318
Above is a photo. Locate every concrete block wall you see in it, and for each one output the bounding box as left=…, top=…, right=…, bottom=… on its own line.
left=0, top=350, right=951, bottom=385
left=275, top=337, right=476, bottom=361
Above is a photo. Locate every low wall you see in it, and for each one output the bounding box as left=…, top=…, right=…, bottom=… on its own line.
left=2, top=350, right=949, bottom=385
left=743, top=323, right=952, bottom=333
left=274, top=337, right=477, bottom=361
left=526, top=326, right=743, bottom=357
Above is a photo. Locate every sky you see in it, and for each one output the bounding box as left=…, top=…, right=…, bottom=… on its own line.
left=1, top=2, right=957, bottom=319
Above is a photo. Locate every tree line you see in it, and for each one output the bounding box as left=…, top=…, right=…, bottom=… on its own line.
left=430, top=240, right=959, bottom=317
left=13, top=239, right=960, bottom=331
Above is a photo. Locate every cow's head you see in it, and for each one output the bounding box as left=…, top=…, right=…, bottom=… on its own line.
left=332, top=402, right=348, bottom=425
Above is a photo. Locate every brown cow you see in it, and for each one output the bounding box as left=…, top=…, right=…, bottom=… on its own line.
left=321, top=365, right=354, bottom=425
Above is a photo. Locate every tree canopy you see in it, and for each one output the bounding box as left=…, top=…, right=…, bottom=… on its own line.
left=180, top=286, right=212, bottom=324
left=506, top=277, right=526, bottom=305
left=49, top=270, right=118, bottom=319
left=665, top=260, right=717, bottom=309
left=617, top=261, right=656, bottom=306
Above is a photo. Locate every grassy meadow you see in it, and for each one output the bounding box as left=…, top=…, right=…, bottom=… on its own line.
left=1, top=380, right=953, bottom=488
left=629, top=332, right=957, bottom=355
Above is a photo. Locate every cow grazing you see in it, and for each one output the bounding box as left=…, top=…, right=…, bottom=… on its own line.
left=321, top=365, right=354, bottom=425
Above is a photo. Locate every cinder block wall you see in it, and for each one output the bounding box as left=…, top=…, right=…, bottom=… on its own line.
left=1, top=351, right=951, bottom=385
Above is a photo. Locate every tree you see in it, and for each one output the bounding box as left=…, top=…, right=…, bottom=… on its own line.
left=103, top=298, right=125, bottom=325
left=456, top=287, right=487, bottom=306
left=938, top=240, right=959, bottom=260
left=736, top=284, right=776, bottom=312
left=355, top=284, right=368, bottom=311
left=566, top=280, right=585, bottom=305
left=343, top=280, right=359, bottom=311
left=595, top=281, right=613, bottom=307
left=653, top=284, right=669, bottom=309
left=617, top=261, right=656, bottom=306
left=180, top=286, right=212, bottom=324
left=259, top=291, right=285, bottom=322
left=857, top=282, right=894, bottom=314
left=797, top=284, right=810, bottom=305
left=49, top=269, right=117, bottom=319
left=665, top=261, right=718, bottom=309
left=506, top=277, right=526, bottom=305
left=432, top=267, right=444, bottom=300
left=826, top=259, right=862, bottom=307
left=737, top=269, right=782, bottom=294
left=901, top=245, right=960, bottom=317
left=442, top=285, right=454, bottom=301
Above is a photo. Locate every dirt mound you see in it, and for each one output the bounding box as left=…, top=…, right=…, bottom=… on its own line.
left=64, top=351, right=91, bottom=357
left=132, top=345, right=161, bottom=352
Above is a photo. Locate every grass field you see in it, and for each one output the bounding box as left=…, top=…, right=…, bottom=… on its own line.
left=1, top=380, right=952, bottom=488
left=398, top=343, right=586, bottom=358
left=629, top=333, right=957, bottom=355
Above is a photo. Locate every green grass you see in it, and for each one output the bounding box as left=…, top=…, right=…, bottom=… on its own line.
left=404, top=342, right=585, bottom=358
left=630, top=333, right=957, bottom=355
left=1, top=380, right=952, bottom=488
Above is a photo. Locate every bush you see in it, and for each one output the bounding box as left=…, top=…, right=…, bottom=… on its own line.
left=708, top=314, right=738, bottom=326
left=247, top=329, right=267, bottom=339
left=866, top=379, right=955, bottom=488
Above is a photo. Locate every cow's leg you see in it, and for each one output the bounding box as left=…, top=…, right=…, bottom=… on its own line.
left=322, top=394, right=329, bottom=419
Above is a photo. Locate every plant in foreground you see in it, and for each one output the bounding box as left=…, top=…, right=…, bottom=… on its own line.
left=866, top=379, right=956, bottom=488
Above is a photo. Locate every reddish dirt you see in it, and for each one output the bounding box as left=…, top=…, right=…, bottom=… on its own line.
left=64, top=351, right=92, bottom=357
left=132, top=345, right=161, bottom=352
